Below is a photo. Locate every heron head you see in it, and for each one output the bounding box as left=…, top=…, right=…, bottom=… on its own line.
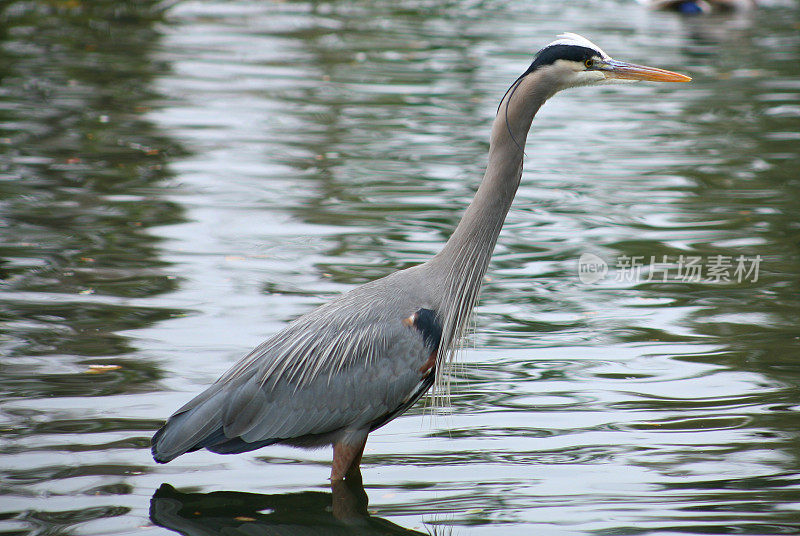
left=526, top=33, right=691, bottom=91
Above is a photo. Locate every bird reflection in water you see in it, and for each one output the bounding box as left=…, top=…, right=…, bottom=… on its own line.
left=150, top=477, right=433, bottom=536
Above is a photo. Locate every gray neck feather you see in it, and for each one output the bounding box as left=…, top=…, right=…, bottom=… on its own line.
left=425, top=69, right=559, bottom=395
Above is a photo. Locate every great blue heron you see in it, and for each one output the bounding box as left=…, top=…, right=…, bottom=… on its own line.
left=152, top=33, right=690, bottom=481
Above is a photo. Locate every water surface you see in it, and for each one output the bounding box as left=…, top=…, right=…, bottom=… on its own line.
left=2, top=1, right=800, bottom=534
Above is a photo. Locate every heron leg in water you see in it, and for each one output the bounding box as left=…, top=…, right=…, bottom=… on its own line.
left=331, top=469, right=369, bottom=521
left=331, top=433, right=368, bottom=481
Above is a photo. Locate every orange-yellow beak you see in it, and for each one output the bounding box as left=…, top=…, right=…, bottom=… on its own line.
left=600, top=59, right=691, bottom=82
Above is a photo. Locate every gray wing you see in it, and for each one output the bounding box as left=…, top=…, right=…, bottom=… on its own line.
left=221, top=318, right=430, bottom=442
left=152, top=284, right=435, bottom=462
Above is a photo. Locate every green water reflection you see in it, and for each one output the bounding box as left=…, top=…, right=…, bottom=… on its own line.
left=1, top=2, right=184, bottom=532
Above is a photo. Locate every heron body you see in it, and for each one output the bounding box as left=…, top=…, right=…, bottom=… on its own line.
left=152, top=33, right=689, bottom=480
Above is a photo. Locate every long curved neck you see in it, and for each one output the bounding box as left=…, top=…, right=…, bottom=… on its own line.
left=431, top=69, right=556, bottom=289
left=425, top=68, right=558, bottom=380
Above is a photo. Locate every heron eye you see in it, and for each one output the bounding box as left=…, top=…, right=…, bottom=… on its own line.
left=584, top=59, right=595, bottom=69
